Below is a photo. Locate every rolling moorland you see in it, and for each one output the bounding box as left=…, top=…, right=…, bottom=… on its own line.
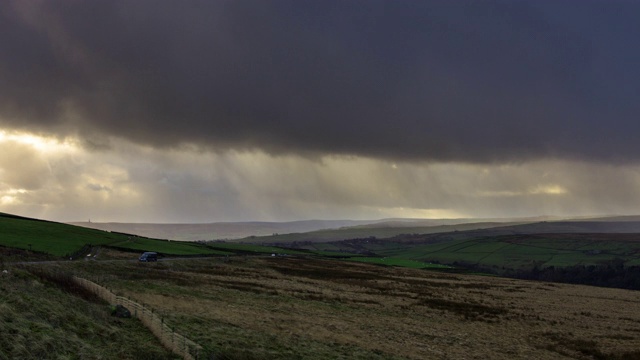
left=71, top=216, right=640, bottom=288
left=7, top=251, right=640, bottom=359
left=12, top=212, right=640, bottom=286
left=2, top=212, right=640, bottom=359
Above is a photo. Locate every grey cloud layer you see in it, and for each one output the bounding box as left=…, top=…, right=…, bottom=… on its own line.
left=1, top=1, right=639, bottom=163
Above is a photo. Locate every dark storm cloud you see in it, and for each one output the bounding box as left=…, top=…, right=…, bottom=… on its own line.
left=1, top=0, right=639, bottom=163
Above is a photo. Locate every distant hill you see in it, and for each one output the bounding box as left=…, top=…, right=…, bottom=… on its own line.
left=456, top=221, right=640, bottom=236
left=239, top=221, right=535, bottom=244
left=69, top=216, right=573, bottom=241
left=569, top=215, right=640, bottom=222
left=69, top=219, right=388, bottom=241
left=238, top=219, right=640, bottom=248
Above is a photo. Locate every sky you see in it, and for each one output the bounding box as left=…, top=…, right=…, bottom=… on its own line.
left=1, top=0, right=639, bottom=223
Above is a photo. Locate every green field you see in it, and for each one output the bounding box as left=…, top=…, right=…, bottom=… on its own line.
left=368, top=234, right=640, bottom=269
left=204, top=242, right=309, bottom=255
left=344, top=256, right=453, bottom=269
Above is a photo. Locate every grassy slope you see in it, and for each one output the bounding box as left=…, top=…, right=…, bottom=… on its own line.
left=0, top=213, right=225, bottom=257
left=0, top=212, right=364, bottom=259
left=0, top=215, right=132, bottom=256
left=0, top=266, right=176, bottom=360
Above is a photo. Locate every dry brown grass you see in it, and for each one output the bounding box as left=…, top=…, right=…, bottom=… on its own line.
left=65, top=256, right=640, bottom=359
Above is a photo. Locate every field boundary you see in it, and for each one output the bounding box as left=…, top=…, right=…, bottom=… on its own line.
left=72, top=276, right=203, bottom=359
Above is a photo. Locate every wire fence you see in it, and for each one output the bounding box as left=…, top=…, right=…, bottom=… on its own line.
left=72, top=276, right=203, bottom=360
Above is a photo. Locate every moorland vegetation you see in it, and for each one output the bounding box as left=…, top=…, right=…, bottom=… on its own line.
left=20, top=254, right=640, bottom=359
left=3, top=212, right=640, bottom=358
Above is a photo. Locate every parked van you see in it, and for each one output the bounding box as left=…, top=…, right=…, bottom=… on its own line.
left=138, top=252, right=158, bottom=262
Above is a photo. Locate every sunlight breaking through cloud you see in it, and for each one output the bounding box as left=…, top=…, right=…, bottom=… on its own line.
left=0, top=130, right=639, bottom=222
left=530, top=185, right=567, bottom=195
left=0, top=130, right=78, bottom=153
